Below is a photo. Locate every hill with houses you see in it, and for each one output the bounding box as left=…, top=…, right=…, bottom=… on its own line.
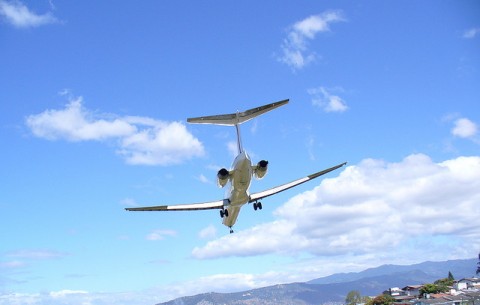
left=157, top=258, right=479, bottom=305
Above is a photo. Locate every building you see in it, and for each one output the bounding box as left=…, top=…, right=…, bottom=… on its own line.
left=454, top=278, right=480, bottom=291
left=402, top=285, right=424, bottom=297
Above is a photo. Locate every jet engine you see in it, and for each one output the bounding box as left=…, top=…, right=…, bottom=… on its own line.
left=254, top=160, right=268, bottom=179
left=217, top=168, right=230, bottom=188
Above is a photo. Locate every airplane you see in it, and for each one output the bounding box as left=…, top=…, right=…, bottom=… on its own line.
left=125, top=99, right=347, bottom=233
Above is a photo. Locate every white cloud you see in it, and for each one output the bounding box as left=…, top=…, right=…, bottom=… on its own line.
left=463, top=27, right=480, bottom=39
left=198, top=224, right=217, bottom=239
left=118, top=120, right=204, bottom=166
left=0, top=290, right=160, bottom=305
left=0, top=0, right=58, bottom=28
left=49, top=290, right=88, bottom=299
left=278, top=11, right=345, bottom=70
left=192, top=154, right=480, bottom=260
left=25, top=96, right=205, bottom=166
left=308, top=86, right=348, bottom=112
left=146, top=229, right=177, bottom=241
left=451, top=117, right=478, bottom=138
left=26, top=97, right=135, bottom=141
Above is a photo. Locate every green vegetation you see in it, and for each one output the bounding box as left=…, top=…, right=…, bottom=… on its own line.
left=419, top=272, right=455, bottom=296
left=345, top=290, right=372, bottom=305
left=366, top=294, right=396, bottom=305
left=477, top=252, right=480, bottom=275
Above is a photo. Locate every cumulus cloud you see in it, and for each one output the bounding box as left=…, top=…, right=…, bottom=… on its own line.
left=308, top=86, right=348, bottom=112
left=451, top=117, right=478, bottom=138
left=463, top=27, right=480, bottom=39
left=25, top=96, right=205, bottom=166
left=0, top=0, right=58, bottom=28
left=192, top=154, right=480, bottom=260
left=278, top=11, right=345, bottom=70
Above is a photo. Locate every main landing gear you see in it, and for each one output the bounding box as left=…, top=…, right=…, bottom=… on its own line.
left=253, top=201, right=262, bottom=211
left=219, top=208, right=229, bottom=218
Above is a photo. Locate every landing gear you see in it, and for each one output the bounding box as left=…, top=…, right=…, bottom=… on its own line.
left=229, top=227, right=234, bottom=234
left=220, top=208, right=229, bottom=218
left=253, top=201, right=262, bottom=211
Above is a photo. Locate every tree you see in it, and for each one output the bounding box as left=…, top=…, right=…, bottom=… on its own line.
left=477, top=252, right=480, bottom=275
left=366, top=294, right=395, bottom=305
left=448, top=271, right=454, bottom=281
left=420, top=283, right=449, bottom=296
left=346, top=290, right=362, bottom=305
left=435, top=275, right=454, bottom=288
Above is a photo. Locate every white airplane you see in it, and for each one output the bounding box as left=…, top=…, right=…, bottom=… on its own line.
left=126, top=99, right=346, bottom=233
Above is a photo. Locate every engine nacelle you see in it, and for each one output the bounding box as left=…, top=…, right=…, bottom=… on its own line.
left=217, top=168, right=230, bottom=188
left=254, top=160, right=268, bottom=179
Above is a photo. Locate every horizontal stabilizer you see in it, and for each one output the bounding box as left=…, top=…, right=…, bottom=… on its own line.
left=187, top=99, right=289, bottom=126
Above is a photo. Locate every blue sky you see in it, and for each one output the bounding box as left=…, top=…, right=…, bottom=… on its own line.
left=1, top=1, right=479, bottom=304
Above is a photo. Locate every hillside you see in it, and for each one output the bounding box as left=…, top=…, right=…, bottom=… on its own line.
left=157, top=258, right=477, bottom=305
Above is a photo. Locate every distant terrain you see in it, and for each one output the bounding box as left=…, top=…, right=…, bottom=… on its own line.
left=157, top=258, right=477, bottom=305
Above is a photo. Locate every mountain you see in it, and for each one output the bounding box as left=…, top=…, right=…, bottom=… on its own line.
left=308, top=258, right=476, bottom=285
left=157, top=258, right=477, bottom=305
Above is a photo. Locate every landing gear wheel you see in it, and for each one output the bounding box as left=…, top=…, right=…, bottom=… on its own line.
left=220, top=209, right=228, bottom=218
left=253, top=202, right=263, bottom=211
left=229, top=228, right=234, bottom=234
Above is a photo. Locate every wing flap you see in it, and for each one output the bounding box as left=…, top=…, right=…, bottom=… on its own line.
left=249, top=162, right=347, bottom=203
left=125, top=200, right=225, bottom=212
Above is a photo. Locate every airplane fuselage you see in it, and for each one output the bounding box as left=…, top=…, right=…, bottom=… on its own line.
left=222, top=150, right=253, bottom=228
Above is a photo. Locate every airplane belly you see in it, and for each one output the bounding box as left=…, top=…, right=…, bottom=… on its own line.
left=222, top=206, right=241, bottom=228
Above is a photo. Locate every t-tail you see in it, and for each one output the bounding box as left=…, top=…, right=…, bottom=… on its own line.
left=187, top=99, right=289, bottom=154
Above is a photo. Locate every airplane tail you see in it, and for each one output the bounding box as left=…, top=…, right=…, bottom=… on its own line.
left=187, top=99, right=289, bottom=153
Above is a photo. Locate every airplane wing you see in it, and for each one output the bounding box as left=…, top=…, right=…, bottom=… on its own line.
left=125, top=200, right=225, bottom=212
left=248, top=162, right=347, bottom=203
